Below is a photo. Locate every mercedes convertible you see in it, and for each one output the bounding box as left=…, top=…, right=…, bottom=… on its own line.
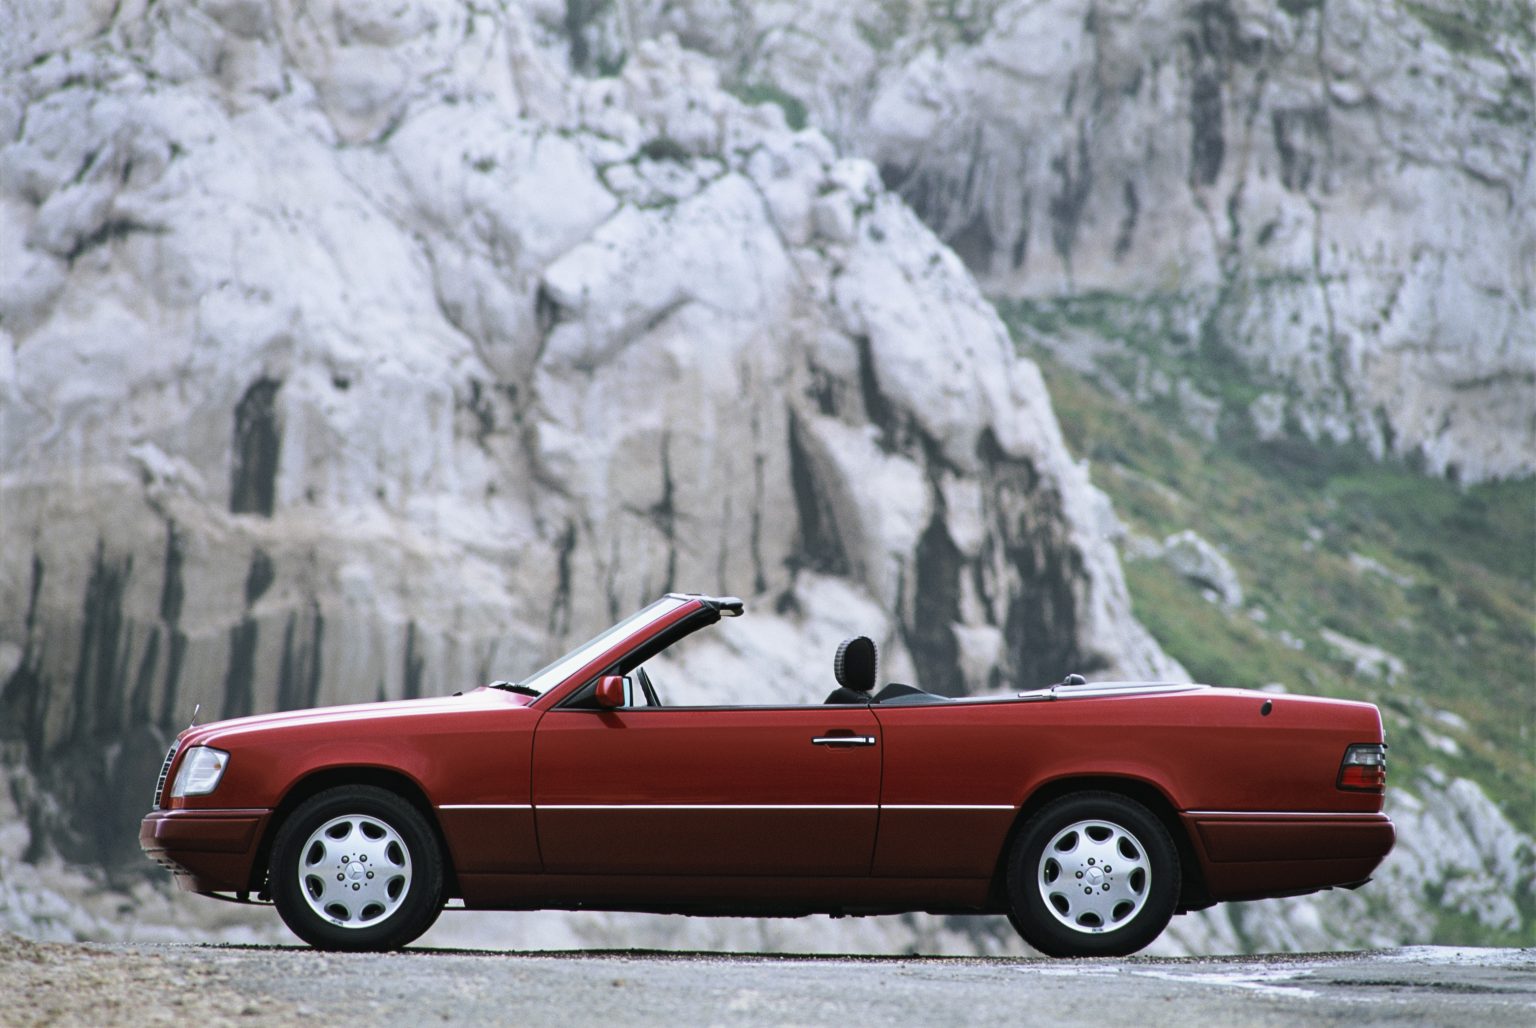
left=140, top=593, right=1395, bottom=956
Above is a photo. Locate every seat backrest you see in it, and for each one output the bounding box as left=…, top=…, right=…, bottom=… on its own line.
left=873, top=682, right=923, bottom=701
left=873, top=682, right=950, bottom=705
left=833, top=636, right=877, bottom=694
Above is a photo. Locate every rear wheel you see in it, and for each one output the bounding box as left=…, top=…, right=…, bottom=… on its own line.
left=1005, top=791, right=1179, bottom=957
left=270, top=785, right=445, bottom=951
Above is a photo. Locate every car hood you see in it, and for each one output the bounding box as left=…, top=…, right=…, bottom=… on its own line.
left=177, top=686, right=528, bottom=748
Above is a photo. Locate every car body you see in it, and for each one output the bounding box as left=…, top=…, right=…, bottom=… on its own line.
left=140, top=593, right=1395, bottom=955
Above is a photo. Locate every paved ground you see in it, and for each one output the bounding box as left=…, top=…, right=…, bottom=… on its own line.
left=3, top=935, right=1532, bottom=1026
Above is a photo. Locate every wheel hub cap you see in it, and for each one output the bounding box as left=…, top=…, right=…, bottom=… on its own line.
left=1037, top=818, right=1152, bottom=934
left=297, top=814, right=412, bottom=929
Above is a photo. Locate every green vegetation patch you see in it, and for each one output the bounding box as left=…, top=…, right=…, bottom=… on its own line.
left=1477, top=72, right=1534, bottom=126
left=997, top=290, right=1282, bottom=419
left=1402, top=0, right=1533, bottom=59
left=727, top=82, right=809, bottom=132
left=637, top=136, right=693, bottom=163
left=1278, top=0, right=1324, bottom=16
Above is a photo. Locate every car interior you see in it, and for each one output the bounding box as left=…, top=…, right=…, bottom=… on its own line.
left=821, top=636, right=950, bottom=705
left=560, top=632, right=951, bottom=710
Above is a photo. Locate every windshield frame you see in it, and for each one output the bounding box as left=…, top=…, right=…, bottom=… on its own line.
left=519, top=596, right=692, bottom=696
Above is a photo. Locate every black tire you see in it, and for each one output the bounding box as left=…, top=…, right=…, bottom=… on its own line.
left=1005, top=791, right=1179, bottom=957
left=270, top=785, right=445, bottom=951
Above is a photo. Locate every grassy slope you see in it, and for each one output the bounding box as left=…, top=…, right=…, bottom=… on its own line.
left=999, top=297, right=1536, bottom=945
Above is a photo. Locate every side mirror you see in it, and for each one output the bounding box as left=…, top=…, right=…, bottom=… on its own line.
left=594, top=675, right=626, bottom=709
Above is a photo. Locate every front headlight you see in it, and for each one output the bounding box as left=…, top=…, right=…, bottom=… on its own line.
left=171, top=746, right=230, bottom=797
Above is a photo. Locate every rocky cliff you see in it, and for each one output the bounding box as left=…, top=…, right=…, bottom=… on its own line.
left=0, top=0, right=1169, bottom=872
left=1, top=1, right=1529, bottom=955
left=565, top=0, right=1535, bottom=483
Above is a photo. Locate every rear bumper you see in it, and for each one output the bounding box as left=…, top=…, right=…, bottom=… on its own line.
left=139, top=808, right=271, bottom=893
left=1181, top=811, right=1396, bottom=901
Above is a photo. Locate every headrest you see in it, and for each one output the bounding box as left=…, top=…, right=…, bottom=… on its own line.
left=834, top=636, right=877, bottom=693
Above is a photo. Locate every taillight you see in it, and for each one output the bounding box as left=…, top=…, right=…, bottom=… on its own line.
left=1338, top=743, right=1387, bottom=791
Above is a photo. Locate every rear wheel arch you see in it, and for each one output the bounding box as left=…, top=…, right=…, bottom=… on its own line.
left=990, top=775, right=1209, bottom=913
left=253, top=766, right=456, bottom=899
left=1004, top=790, right=1178, bottom=955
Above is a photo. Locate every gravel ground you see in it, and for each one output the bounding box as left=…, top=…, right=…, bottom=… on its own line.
left=3, top=935, right=1532, bottom=1026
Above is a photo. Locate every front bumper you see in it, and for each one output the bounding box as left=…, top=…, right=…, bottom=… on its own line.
left=1181, top=811, right=1396, bottom=901
left=139, top=808, right=271, bottom=893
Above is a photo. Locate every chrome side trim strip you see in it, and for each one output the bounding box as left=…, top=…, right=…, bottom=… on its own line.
left=538, top=804, right=878, bottom=811
left=882, top=804, right=1015, bottom=811
left=439, top=804, right=533, bottom=811
left=1184, top=810, right=1387, bottom=818
left=531, top=803, right=1015, bottom=812
left=444, top=805, right=1376, bottom=816
left=443, top=803, right=1013, bottom=812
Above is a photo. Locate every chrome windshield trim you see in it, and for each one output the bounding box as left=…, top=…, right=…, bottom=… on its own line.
left=520, top=596, right=692, bottom=695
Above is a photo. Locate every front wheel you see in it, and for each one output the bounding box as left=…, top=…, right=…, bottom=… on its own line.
left=270, top=785, right=445, bottom=951
left=1005, top=791, right=1179, bottom=957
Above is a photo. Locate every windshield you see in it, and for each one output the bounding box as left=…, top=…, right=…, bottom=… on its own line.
left=518, top=596, right=691, bottom=694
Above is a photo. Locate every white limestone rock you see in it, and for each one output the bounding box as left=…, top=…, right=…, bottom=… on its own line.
left=1320, top=628, right=1407, bottom=685
left=0, top=0, right=1178, bottom=955
left=1148, top=530, right=1245, bottom=609
left=590, top=0, right=1536, bottom=483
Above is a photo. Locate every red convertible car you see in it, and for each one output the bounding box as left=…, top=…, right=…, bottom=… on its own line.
left=141, top=593, right=1394, bottom=956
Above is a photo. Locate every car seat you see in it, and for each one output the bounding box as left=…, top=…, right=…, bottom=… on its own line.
left=824, top=636, right=876, bottom=704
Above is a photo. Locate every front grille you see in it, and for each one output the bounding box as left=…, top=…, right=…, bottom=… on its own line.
left=153, top=742, right=179, bottom=809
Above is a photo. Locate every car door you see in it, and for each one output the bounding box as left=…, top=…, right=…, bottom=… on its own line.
left=531, top=705, right=881, bottom=876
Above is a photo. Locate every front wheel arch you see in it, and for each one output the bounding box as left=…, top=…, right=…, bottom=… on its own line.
left=252, top=767, right=456, bottom=900
left=269, top=783, right=446, bottom=950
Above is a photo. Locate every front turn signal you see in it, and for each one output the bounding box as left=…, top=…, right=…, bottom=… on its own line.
left=171, top=746, right=230, bottom=798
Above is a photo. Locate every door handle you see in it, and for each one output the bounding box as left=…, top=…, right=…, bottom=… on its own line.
left=811, top=735, right=877, bottom=746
